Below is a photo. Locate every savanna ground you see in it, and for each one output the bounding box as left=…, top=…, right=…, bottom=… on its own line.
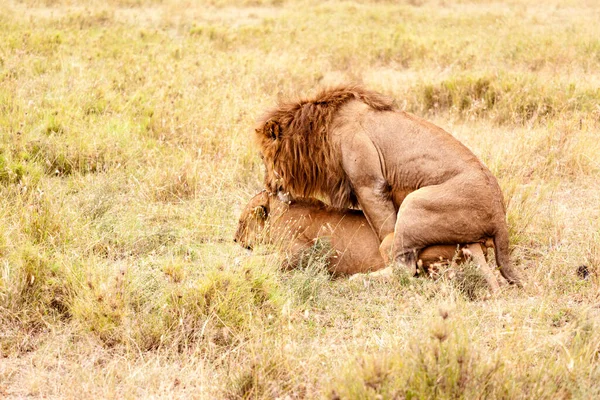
left=1, top=0, right=600, bottom=398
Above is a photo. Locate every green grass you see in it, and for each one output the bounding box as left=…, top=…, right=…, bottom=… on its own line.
left=1, top=0, right=600, bottom=397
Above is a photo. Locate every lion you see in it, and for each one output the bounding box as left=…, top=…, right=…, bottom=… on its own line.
left=254, top=85, right=521, bottom=286
left=234, top=190, right=500, bottom=292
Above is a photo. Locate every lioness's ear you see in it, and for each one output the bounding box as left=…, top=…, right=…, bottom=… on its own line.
left=261, top=119, right=281, bottom=141
left=253, top=205, right=267, bottom=219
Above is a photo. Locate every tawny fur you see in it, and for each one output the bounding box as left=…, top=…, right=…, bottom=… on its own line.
left=254, top=85, right=522, bottom=286
left=234, top=191, right=496, bottom=283
left=255, top=86, right=394, bottom=207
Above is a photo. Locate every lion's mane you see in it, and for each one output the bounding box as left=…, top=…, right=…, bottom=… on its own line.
left=255, top=85, right=395, bottom=208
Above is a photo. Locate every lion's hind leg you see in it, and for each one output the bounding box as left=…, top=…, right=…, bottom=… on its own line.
left=391, top=180, right=495, bottom=277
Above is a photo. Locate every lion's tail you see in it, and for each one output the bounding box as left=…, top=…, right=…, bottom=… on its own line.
left=493, top=223, right=523, bottom=287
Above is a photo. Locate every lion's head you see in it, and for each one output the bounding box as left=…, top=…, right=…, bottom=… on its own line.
left=254, top=85, right=394, bottom=208
left=234, top=190, right=270, bottom=250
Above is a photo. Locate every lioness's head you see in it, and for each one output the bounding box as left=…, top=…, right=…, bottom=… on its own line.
left=234, top=190, right=270, bottom=250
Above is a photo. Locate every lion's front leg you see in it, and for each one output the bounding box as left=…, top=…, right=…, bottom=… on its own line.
left=355, top=186, right=396, bottom=235
left=342, top=137, right=397, bottom=241
left=379, top=232, right=395, bottom=265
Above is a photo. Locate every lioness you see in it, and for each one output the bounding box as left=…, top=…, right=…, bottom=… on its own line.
left=254, top=85, right=521, bottom=286
left=234, top=191, right=500, bottom=292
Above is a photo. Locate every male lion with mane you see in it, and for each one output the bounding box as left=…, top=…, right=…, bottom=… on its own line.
left=254, top=85, right=521, bottom=286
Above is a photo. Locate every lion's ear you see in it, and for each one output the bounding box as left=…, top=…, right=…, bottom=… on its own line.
left=253, top=205, right=267, bottom=219
left=261, top=119, right=281, bottom=141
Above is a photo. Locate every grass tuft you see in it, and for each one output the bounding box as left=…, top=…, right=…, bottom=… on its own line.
left=450, top=261, right=491, bottom=301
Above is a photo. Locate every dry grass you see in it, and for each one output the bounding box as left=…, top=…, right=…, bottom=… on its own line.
left=1, top=0, right=600, bottom=398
